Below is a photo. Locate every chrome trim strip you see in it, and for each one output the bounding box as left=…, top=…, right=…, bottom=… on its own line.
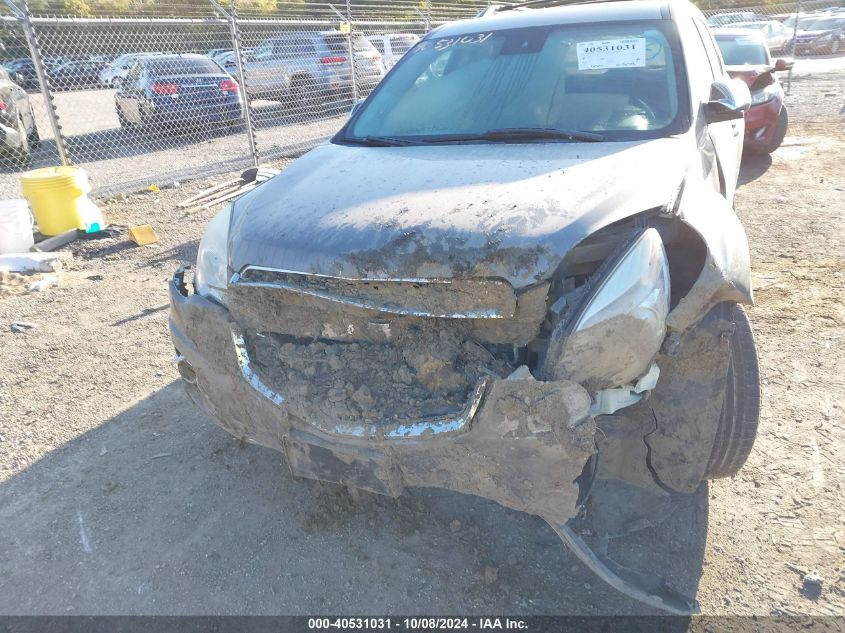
left=229, top=324, right=487, bottom=440
left=229, top=267, right=513, bottom=319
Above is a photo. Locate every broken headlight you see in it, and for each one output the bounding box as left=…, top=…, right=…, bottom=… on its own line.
left=543, top=228, right=670, bottom=390
left=194, top=204, right=232, bottom=304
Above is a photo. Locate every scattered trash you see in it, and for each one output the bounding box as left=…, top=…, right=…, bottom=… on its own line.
left=10, top=321, right=37, bottom=333
left=99, top=446, right=108, bottom=456
left=0, top=251, right=72, bottom=273
left=128, top=225, right=159, bottom=246
left=31, top=228, right=79, bottom=253
left=482, top=565, right=498, bottom=584
left=150, top=452, right=172, bottom=459
left=179, top=166, right=279, bottom=212
left=450, top=520, right=461, bottom=532
left=801, top=570, right=824, bottom=600
left=29, top=274, right=57, bottom=292
left=147, top=184, right=161, bottom=192
left=0, top=199, right=35, bottom=255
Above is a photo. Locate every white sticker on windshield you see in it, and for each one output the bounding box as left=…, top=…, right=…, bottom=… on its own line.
left=576, top=38, right=647, bottom=70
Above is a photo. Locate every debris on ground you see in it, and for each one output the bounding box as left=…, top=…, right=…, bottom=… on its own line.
left=801, top=570, right=824, bottom=600
left=128, top=225, right=159, bottom=247
left=10, top=320, right=37, bottom=333
left=31, top=229, right=79, bottom=253
left=0, top=251, right=72, bottom=273
left=178, top=166, right=279, bottom=212
left=29, top=275, right=57, bottom=292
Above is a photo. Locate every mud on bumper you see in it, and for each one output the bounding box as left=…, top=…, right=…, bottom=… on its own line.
left=169, top=268, right=596, bottom=525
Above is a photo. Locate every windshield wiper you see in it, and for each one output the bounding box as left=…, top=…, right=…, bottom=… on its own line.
left=422, top=128, right=605, bottom=143
left=344, top=136, right=421, bottom=147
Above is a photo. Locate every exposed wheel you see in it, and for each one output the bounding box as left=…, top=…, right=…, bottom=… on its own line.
left=704, top=303, right=761, bottom=479
left=749, top=106, right=788, bottom=155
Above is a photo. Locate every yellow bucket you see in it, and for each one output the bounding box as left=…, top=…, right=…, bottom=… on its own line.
left=19, top=166, right=91, bottom=236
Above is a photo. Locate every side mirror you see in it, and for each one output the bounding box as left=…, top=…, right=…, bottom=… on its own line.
left=774, top=57, right=794, bottom=71
left=704, top=78, right=751, bottom=124
left=349, top=97, right=365, bottom=118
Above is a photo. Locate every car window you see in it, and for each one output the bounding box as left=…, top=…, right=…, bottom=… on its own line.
left=692, top=19, right=725, bottom=78
left=149, top=57, right=222, bottom=76
left=254, top=40, right=275, bottom=61
left=348, top=21, right=687, bottom=141
left=714, top=35, right=769, bottom=65
left=288, top=38, right=317, bottom=55
left=126, top=62, right=143, bottom=83
left=325, top=33, right=377, bottom=54
left=390, top=35, right=418, bottom=54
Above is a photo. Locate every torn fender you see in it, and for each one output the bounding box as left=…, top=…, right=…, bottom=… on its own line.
left=668, top=182, right=753, bottom=331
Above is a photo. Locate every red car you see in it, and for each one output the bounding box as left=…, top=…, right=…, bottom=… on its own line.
left=713, top=28, right=792, bottom=154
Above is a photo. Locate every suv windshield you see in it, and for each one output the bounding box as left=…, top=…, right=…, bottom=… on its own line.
left=715, top=35, right=769, bottom=65
left=342, top=21, right=687, bottom=144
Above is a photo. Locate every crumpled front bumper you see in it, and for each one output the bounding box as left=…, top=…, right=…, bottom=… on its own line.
left=169, top=268, right=596, bottom=525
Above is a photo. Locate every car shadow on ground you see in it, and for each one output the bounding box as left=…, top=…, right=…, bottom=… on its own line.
left=738, top=152, right=774, bottom=187
left=0, top=381, right=709, bottom=616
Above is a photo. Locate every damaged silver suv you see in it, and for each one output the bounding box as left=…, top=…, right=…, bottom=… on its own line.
left=170, top=0, right=758, bottom=615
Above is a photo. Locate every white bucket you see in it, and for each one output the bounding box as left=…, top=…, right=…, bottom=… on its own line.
left=0, top=199, right=35, bottom=255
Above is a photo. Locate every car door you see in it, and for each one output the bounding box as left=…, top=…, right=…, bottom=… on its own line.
left=248, top=38, right=290, bottom=96
left=693, top=18, right=743, bottom=202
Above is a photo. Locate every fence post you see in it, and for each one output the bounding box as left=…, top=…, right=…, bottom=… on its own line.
left=345, top=0, right=358, bottom=103
left=424, top=0, right=431, bottom=33
left=5, top=0, right=71, bottom=166
left=786, top=0, right=800, bottom=95
left=209, top=0, right=258, bottom=167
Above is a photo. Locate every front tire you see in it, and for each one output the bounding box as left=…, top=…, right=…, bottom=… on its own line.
left=705, top=303, right=761, bottom=479
left=749, top=106, right=788, bottom=156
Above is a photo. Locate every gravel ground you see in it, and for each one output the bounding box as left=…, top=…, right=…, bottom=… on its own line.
left=0, top=70, right=843, bottom=617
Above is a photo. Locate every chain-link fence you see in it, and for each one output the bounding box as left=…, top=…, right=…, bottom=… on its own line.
left=1, top=0, right=843, bottom=197
left=0, top=0, right=488, bottom=196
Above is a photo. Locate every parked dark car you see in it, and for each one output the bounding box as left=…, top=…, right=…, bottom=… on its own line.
left=0, top=65, right=39, bottom=167
left=48, top=59, right=107, bottom=91
left=114, top=54, right=244, bottom=134
left=3, top=58, right=42, bottom=91
left=792, top=15, right=845, bottom=55
left=714, top=28, right=791, bottom=154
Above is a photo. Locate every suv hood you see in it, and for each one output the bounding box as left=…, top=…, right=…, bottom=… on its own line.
left=229, top=139, right=686, bottom=288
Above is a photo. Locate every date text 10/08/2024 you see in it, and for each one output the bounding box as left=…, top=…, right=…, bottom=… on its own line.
left=308, top=618, right=529, bottom=630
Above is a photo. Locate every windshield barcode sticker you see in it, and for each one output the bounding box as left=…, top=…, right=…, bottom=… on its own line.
left=576, top=38, right=647, bottom=70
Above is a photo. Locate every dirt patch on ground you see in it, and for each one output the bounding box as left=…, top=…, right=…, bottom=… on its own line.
left=0, top=72, right=843, bottom=617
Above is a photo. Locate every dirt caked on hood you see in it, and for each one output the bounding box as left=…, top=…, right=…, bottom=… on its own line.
left=229, top=139, right=686, bottom=288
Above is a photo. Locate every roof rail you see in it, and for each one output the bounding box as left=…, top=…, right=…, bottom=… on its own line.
left=493, top=0, right=636, bottom=12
